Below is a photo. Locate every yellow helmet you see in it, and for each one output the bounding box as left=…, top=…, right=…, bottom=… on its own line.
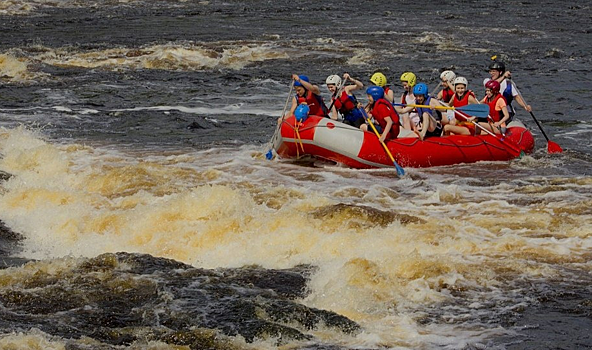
left=400, top=72, right=417, bottom=87
left=370, top=72, right=387, bottom=87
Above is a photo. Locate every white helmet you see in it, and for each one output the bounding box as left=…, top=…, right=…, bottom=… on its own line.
left=483, top=78, right=491, bottom=87
left=326, top=74, right=342, bottom=86
left=453, top=76, right=468, bottom=87
left=440, top=70, right=456, bottom=83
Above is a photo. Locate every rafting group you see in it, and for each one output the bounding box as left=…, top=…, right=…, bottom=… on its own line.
left=279, top=60, right=531, bottom=142
left=271, top=58, right=562, bottom=170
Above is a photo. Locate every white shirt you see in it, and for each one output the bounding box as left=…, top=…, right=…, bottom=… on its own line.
left=403, top=92, right=420, bottom=126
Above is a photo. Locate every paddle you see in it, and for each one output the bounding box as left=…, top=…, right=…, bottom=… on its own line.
left=511, top=80, right=563, bottom=154
left=359, top=107, right=405, bottom=176
left=394, top=103, right=490, bottom=118
left=266, top=79, right=294, bottom=160
left=454, top=109, right=524, bottom=158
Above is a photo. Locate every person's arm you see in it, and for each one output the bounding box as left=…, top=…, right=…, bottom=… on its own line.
left=291, top=74, right=321, bottom=95
left=380, top=116, right=393, bottom=143
left=300, top=79, right=321, bottom=95
left=430, top=98, right=441, bottom=109
left=510, top=82, right=532, bottom=112
left=287, top=97, right=297, bottom=117
left=343, top=73, right=363, bottom=94
left=515, top=94, right=532, bottom=112
left=397, top=102, right=415, bottom=114
left=496, top=99, right=510, bottom=125
left=468, top=95, right=479, bottom=104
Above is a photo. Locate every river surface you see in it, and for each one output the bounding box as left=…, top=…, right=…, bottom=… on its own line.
left=0, top=1, right=591, bottom=349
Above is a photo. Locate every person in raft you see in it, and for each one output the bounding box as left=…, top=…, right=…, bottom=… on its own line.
left=369, top=72, right=395, bottom=103
left=443, top=76, right=480, bottom=136
left=325, top=73, right=365, bottom=128
left=485, top=60, right=531, bottom=121
left=479, top=79, right=510, bottom=135
left=282, top=74, right=328, bottom=121
left=436, top=70, right=456, bottom=103
left=360, top=86, right=400, bottom=142
left=413, top=83, right=443, bottom=140
left=395, top=71, right=420, bottom=132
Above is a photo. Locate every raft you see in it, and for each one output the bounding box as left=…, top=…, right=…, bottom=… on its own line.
left=271, top=115, right=535, bottom=169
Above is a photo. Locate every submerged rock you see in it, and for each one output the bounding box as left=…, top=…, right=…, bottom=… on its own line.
left=0, top=170, right=11, bottom=182
left=312, top=203, right=425, bottom=230
left=0, top=252, right=360, bottom=349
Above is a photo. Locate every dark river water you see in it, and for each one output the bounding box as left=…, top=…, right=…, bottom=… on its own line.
left=0, top=1, right=591, bottom=349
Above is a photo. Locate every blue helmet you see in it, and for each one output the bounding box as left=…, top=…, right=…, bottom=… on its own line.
left=366, top=85, right=384, bottom=101
left=294, top=104, right=310, bottom=122
left=293, top=75, right=310, bottom=87
left=413, top=82, right=429, bottom=96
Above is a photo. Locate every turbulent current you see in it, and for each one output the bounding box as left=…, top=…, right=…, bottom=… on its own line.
left=0, top=1, right=591, bottom=349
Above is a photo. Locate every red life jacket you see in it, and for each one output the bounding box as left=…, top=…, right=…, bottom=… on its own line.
left=372, top=98, right=400, bottom=140
left=484, top=93, right=506, bottom=122
left=332, top=90, right=357, bottom=114
left=297, top=90, right=328, bottom=117
left=452, top=92, right=472, bottom=107
left=441, top=87, right=454, bottom=103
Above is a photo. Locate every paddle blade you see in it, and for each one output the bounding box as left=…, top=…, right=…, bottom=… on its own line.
left=456, top=104, right=490, bottom=118
left=394, top=163, right=405, bottom=176
left=265, top=149, right=273, bottom=160
left=547, top=141, right=563, bottom=154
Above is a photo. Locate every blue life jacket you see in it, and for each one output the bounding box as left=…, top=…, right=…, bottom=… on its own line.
left=502, top=80, right=515, bottom=115
left=340, top=94, right=364, bottom=122
left=415, top=96, right=442, bottom=121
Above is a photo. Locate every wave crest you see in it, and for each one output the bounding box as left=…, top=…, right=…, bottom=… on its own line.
left=37, top=43, right=288, bottom=71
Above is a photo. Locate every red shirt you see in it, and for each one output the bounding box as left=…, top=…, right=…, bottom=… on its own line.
left=371, top=99, right=400, bottom=140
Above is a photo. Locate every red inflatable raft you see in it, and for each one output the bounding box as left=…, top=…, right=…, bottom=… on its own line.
left=271, top=115, right=535, bottom=169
